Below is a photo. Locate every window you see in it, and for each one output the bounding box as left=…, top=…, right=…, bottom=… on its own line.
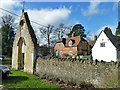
left=69, top=41, right=72, bottom=46
left=56, top=51, right=58, bottom=56
left=20, top=19, right=24, bottom=26
left=100, top=42, right=105, bottom=47
left=58, top=44, right=61, bottom=47
left=60, top=51, right=62, bottom=56
left=84, top=52, right=87, bottom=55
left=69, top=51, right=72, bottom=55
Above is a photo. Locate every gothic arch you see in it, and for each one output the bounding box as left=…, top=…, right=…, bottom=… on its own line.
left=17, top=37, right=26, bottom=70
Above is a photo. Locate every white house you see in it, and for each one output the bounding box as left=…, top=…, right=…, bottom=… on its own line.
left=92, top=28, right=120, bottom=62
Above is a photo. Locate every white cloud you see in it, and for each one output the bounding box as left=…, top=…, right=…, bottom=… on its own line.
left=112, top=2, right=118, bottom=10
left=95, top=25, right=116, bottom=36
left=81, top=0, right=119, bottom=16
left=26, top=8, right=71, bottom=46
left=0, top=0, right=71, bottom=46
left=0, top=0, right=22, bottom=29
left=86, top=25, right=116, bottom=41
left=0, top=0, right=22, bottom=17
left=26, top=8, right=71, bottom=26
left=81, top=1, right=101, bottom=16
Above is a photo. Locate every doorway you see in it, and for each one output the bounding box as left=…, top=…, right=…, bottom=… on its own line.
left=17, top=37, right=25, bottom=70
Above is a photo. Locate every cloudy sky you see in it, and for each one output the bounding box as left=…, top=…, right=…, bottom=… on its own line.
left=0, top=0, right=119, bottom=45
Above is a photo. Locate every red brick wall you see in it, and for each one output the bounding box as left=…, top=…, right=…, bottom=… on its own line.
left=54, top=43, right=77, bottom=57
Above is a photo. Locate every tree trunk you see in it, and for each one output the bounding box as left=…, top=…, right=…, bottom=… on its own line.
left=48, top=35, right=50, bottom=54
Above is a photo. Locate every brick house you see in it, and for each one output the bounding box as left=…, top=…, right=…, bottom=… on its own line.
left=54, top=35, right=90, bottom=58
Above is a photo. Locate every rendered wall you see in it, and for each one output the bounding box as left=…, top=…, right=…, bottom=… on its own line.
left=92, top=31, right=117, bottom=62
left=35, top=57, right=119, bottom=88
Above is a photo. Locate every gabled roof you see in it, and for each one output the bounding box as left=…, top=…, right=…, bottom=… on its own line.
left=57, top=38, right=66, bottom=45
left=97, top=29, right=120, bottom=50
left=23, top=11, right=38, bottom=46
left=104, top=31, right=120, bottom=49
left=66, top=36, right=81, bottom=47
left=56, top=36, right=86, bottom=47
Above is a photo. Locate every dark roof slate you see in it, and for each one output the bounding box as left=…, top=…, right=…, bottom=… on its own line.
left=103, top=29, right=120, bottom=50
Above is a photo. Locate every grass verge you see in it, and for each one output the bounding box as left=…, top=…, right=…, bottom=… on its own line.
left=2, top=69, right=60, bottom=88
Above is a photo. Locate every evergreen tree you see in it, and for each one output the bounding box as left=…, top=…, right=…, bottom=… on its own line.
left=104, top=27, right=112, bottom=35
left=0, top=15, right=16, bottom=56
left=67, top=24, right=86, bottom=37
left=115, top=22, right=120, bottom=36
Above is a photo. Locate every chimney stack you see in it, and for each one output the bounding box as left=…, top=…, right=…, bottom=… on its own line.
left=94, top=35, right=97, bottom=41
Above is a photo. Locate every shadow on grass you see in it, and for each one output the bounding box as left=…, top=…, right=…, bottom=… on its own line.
left=2, top=76, right=28, bottom=84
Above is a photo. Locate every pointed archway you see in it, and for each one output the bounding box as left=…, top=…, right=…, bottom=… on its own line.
left=12, top=11, right=38, bottom=74
left=17, top=37, right=26, bottom=70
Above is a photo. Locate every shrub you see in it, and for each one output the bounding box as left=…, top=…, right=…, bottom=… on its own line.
left=79, top=55, right=92, bottom=60
left=79, top=81, right=93, bottom=88
left=63, top=53, right=69, bottom=58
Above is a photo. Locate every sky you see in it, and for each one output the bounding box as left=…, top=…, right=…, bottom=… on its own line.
left=0, top=0, right=119, bottom=45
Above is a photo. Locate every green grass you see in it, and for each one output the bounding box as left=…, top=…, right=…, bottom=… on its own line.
left=2, top=69, right=60, bottom=88
left=2, top=56, right=60, bottom=88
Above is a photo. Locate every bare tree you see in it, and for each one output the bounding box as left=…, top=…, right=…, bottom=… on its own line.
left=39, top=24, right=54, bottom=49
left=55, top=24, right=72, bottom=40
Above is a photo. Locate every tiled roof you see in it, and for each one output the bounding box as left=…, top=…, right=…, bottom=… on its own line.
left=103, top=30, right=120, bottom=49
left=97, top=29, right=120, bottom=50
left=56, top=36, right=86, bottom=47
left=65, top=36, right=81, bottom=47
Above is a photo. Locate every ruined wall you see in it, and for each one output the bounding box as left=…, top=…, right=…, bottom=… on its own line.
left=35, top=57, right=119, bottom=88
left=12, top=12, right=35, bottom=74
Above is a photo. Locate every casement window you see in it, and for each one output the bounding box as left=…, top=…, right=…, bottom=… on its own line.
left=56, top=51, right=58, bottom=56
left=60, top=51, right=62, bottom=56
left=58, top=44, right=61, bottom=47
left=69, top=51, right=72, bottom=55
left=100, top=42, right=105, bottom=47
left=69, top=41, right=72, bottom=46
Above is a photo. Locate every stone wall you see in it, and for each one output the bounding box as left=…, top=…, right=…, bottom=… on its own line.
left=35, top=57, right=119, bottom=88
left=12, top=11, right=36, bottom=74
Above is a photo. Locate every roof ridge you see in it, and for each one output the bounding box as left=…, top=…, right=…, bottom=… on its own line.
left=23, top=12, right=38, bottom=46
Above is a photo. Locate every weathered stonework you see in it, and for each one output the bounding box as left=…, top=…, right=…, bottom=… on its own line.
left=36, top=57, right=119, bottom=88
left=12, top=11, right=38, bottom=74
left=12, top=10, right=120, bottom=88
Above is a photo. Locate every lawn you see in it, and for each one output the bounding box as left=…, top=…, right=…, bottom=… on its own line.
left=2, top=69, right=60, bottom=88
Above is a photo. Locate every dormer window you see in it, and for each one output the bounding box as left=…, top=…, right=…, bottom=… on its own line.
left=58, top=44, right=61, bottom=47
left=69, top=41, right=72, bottom=46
